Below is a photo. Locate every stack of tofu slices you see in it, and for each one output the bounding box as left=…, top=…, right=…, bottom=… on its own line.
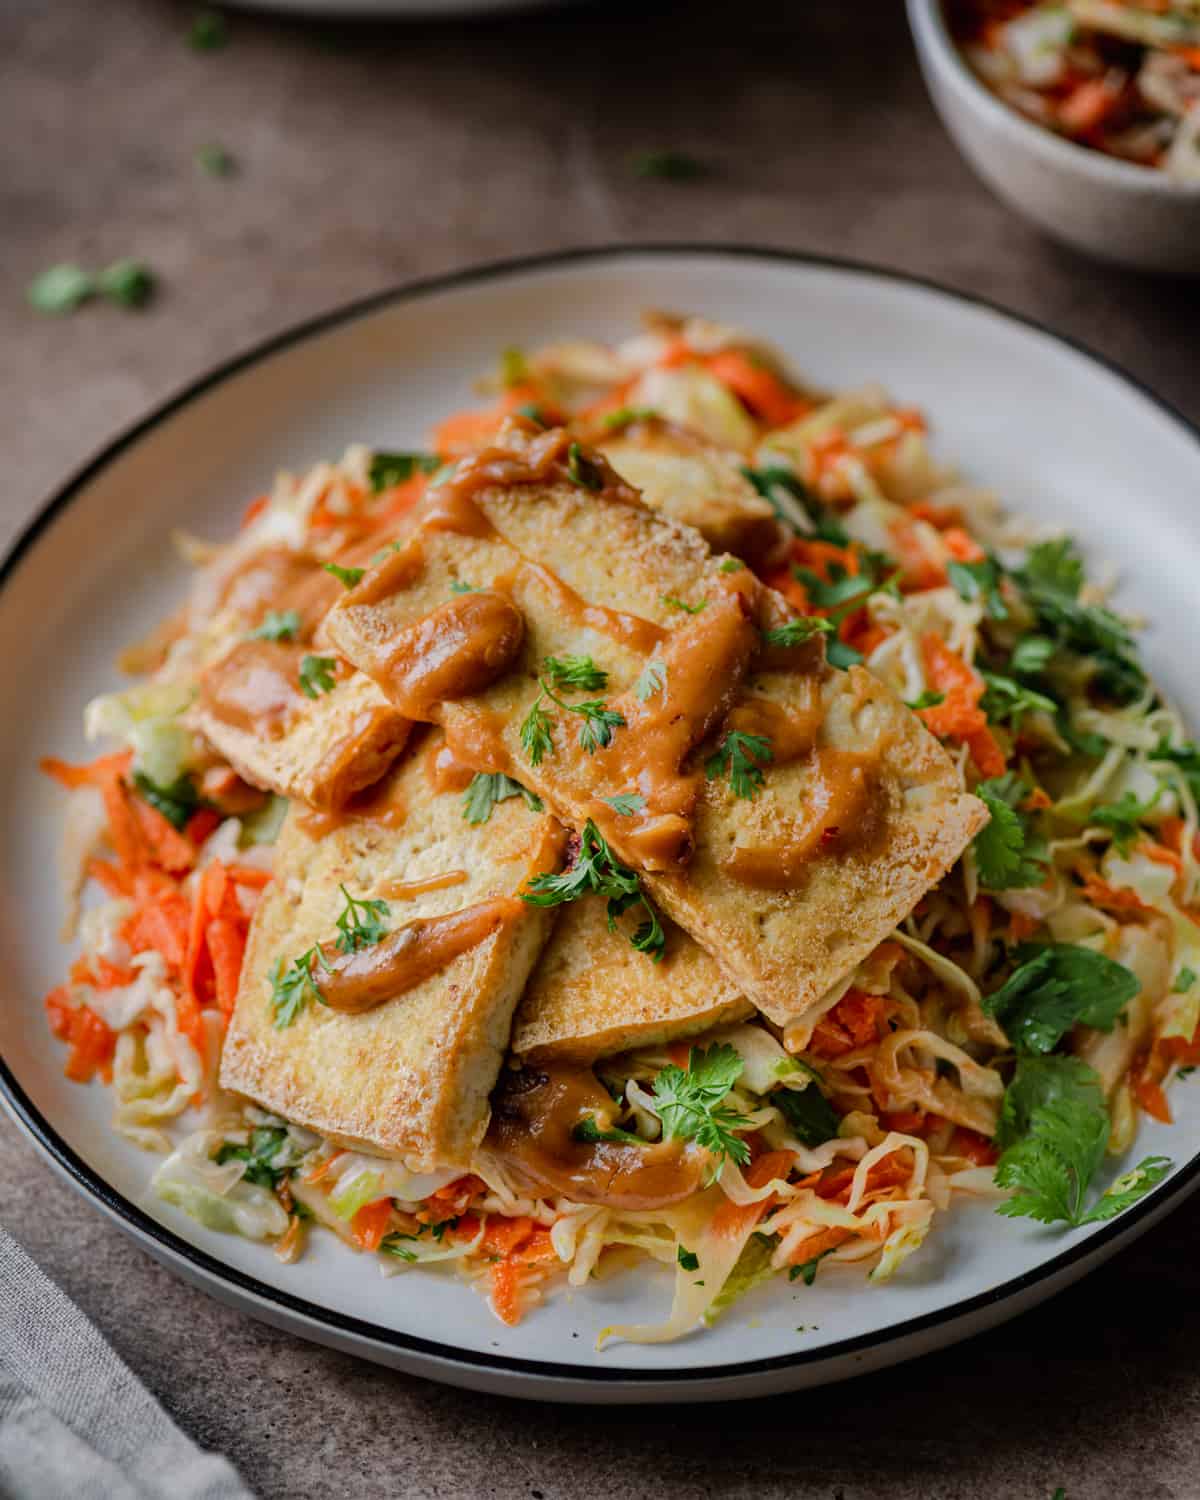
left=212, top=418, right=986, bottom=1180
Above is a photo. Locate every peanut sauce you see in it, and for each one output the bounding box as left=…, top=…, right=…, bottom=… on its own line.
left=721, top=747, right=882, bottom=889
left=424, top=737, right=478, bottom=793
left=484, top=1064, right=705, bottom=1211
left=431, top=422, right=641, bottom=520
left=199, top=640, right=310, bottom=739
left=369, top=590, right=526, bottom=718
left=294, top=775, right=409, bottom=838
left=723, top=688, right=823, bottom=767
left=511, top=559, right=666, bottom=656
left=317, top=897, right=525, bottom=1013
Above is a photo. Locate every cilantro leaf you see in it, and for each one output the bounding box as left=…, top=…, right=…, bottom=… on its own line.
left=367, top=450, right=440, bottom=493
left=96, top=260, right=155, bottom=308
left=789, top=1248, right=836, bottom=1286
left=131, top=770, right=201, bottom=832
left=519, top=699, right=554, bottom=766
left=761, top=616, right=834, bottom=649
left=979, top=672, right=1057, bottom=728
left=705, top=731, right=773, bottom=800
left=774, top=1083, right=840, bottom=1148
left=1152, top=740, right=1200, bottom=803
left=634, top=660, right=667, bottom=701
left=1089, top=789, right=1160, bottom=855
left=249, top=609, right=301, bottom=642
left=532, top=679, right=626, bottom=756
left=522, top=820, right=664, bottom=961
left=652, top=1044, right=752, bottom=1177
left=270, top=947, right=328, bottom=1029
left=826, top=639, right=864, bottom=670
left=215, top=1126, right=289, bottom=1189
left=662, top=595, right=707, bottom=614
left=189, top=8, right=229, bottom=50
left=333, top=885, right=390, bottom=954
left=790, top=565, right=872, bottom=612
left=948, top=558, right=1008, bottom=619
left=983, top=944, right=1141, bottom=1055
left=740, top=465, right=848, bottom=546
left=1014, top=539, right=1144, bottom=703
left=28, top=264, right=94, bottom=314
left=195, top=142, right=234, bottom=176
left=299, top=654, right=337, bottom=698
left=973, top=774, right=1050, bottom=890
left=677, top=1245, right=700, bottom=1272
left=324, top=562, right=364, bottom=589
left=630, top=149, right=705, bottom=180
left=449, top=580, right=476, bottom=595
left=1174, top=966, right=1197, bottom=994
left=1076, top=1156, right=1172, bottom=1224
left=463, top=772, right=542, bottom=825
left=906, top=690, right=945, bottom=711
left=542, top=654, right=608, bottom=692
left=601, top=406, right=659, bottom=430
left=604, top=793, right=647, bottom=816
left=1009, top=635, right=1056, bottom=676
left=719, top=558, right=745, bottom=574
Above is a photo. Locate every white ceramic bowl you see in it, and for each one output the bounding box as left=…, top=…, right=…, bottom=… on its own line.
left=907, top=0, right=1200, bottom=273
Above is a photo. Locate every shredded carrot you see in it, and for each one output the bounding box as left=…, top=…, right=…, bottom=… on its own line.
left=62, top=1006, right=117, bottom=1085
left=889, top=517, right=947, bottom=591
left=666, top=1041, right=692, bottom=1068
left=514, top=1228, right=559, bottom=1265
left=809, top=989, right=888, bottom=1059
left=490, top=1257, right=522, bottom=1326
left=786, top=1225, right=855, bottom=1267
left=1134, top=1071, right=1172, bottom=1126
left=304, top=1150, right=348, bottom=1186
left=350, top=1197, right=395, bottom=1253
left=240, top=493, right=269, bottom=529
left=1078, top=874, right=1150, bottom=915
left=703, top=350, right=807, bottom=427
left=206, top=918, right=246, bottom=1020
left=225, top=864, right=274, bottom=890
left=1009, top=910, right=1040, bottom=941
left=480, top=1215, right=536, bottom=1259
left=130, top=797, right=195, bottom=873
left=39, top=750, right=132, bottom=790
left=184, top=808, right=222, bottom=847
left=710, top=1150, right=794, bottom=1240
left=1059, top=78, right=1124, bottom=135
left=941, top=526, right=985, bottom=564
left=880, top=1109, right=925, bottom=1135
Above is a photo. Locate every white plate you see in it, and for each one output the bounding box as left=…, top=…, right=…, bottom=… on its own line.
left=3, top=247, right=1199, bottom=1404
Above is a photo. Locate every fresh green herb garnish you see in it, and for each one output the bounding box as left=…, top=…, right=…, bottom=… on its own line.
left=542, top=654, right=608, bottom=692
left=131, top=771, right=201, bottom=832
left=323, top=562, right=364, bottom=589
left=995, top=1055, right=1169, bottom=1227
left=462, top=771, right=542, bottom=825
left=270, top=946, right=329, bottom=1028
left=826, top=640, right=864, bottom=670
left=28, top=260, right=155, bottom=314
left=906, top=690, right=946, bottom=711
left=705, top=731, right=773, bottom=800
left=333, top=885, right=390, bottom=954
left=761, top=616, right=834, bottom=648
left=983, top=943, right=1140, bottom=1056
left=521, top=819, right=664, bottom=961
left=601, top=407, right=659, bottom=430
left=367, top=450, right=440, bottom=493
left=652, top=1044, right=752, bottom=1177
left=972, top=774, right=1051, bottom=890
left=566, top=442, right=604, bottom=491
left=661, top=594, right=707, bottom=614
left=519, top=699, right=555, bottom=767
left=249, top=609, right=301, bottom=642
left=189, top=8, right=229, bottom=50
left=215, top=1126, right=289, bottom=1189
left=630, top=149, right=705, bottom=180
left=633, top=660, right=667, bottom=701
left=603, top=793, right=647, bottom=816
left=1174, top=967, right=1197, bottom=994
left=718, top=558, right=744, bottom=574
left=677, top=1245, right=700, bottom=1272
left=520, top=680, right=626, bottom=760
left=1089, top=789, right=1160, bottom=855
left=948, top=558, right=1008, bottom=619
left=195, top=143, right=234, bottom=176
left=1015, top=539, right=1143, bottom=703
left=298, top=654, right=337, bottom=698
left=1010, top=635, right=1056, bottom=676
left=449, top=580, right=477, bottom=594
left=789, top=1248, right=836, bottom=1286
left=741, top=465, right=848, bottom=545
left=980, top=672, right=1057, bottom=728
left=774, top=1084, right=840, bottom=1149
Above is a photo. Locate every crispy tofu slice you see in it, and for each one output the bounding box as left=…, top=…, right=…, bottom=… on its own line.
left=322, top=422, right=987, bottom=1035
left=512, top=898, right=752, bottom=1063
left=596, top=419, right=782, bottom=566
left=187, top=665, right=410, bottom=812
left=184, top=542, right=411, bottom=809
left=219, top=734, right=560, bottom=1168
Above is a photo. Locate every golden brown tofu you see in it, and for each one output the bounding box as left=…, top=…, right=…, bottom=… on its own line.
left=512, top=898, right=752, bottom=1063
left=219, top=735, right=560, bottom=1168
left=187, top=667, right=410, bottom=812
left=323, top=422, right=986, bottom=1036
left=596, top=419, right=782, bottom=566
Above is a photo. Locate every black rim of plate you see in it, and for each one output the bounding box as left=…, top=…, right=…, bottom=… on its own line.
left=4, top=243, right=1200, bottom=1388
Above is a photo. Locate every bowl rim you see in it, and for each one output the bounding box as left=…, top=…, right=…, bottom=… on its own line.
left=5, top=241, right=1200, bottom=1390
left=907, top=0, right=1200, bottom=198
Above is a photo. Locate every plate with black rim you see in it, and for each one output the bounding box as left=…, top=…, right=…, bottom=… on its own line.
left=3, top=244, right=1199, bottom=1403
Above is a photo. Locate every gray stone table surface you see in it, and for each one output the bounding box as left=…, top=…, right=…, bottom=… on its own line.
left=3, top=1, right=1199, bottom=1496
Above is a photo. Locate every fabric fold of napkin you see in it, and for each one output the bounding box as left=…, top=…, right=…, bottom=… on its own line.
left=0, top=1223, right=254, bottom=1500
